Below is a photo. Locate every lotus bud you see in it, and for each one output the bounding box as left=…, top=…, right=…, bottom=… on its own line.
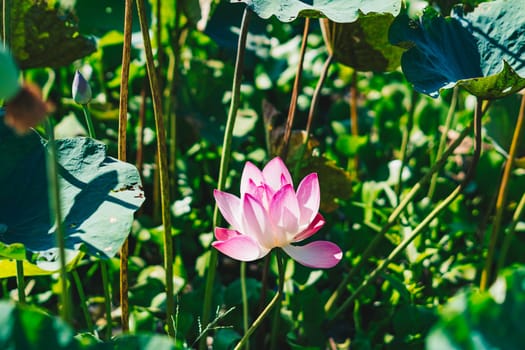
left=72, top=70, right=92, bottom=105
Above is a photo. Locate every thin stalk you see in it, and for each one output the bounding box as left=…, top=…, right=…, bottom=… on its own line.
left=234, top=251, right=284, bottom=350
left=293, top=53, right=333, bottom=178
left=136, top=0, right=174, bottom=336
left=480, top=93, right=525, bottom=290
left=154, top=0, right=164, bottom=83
left=72, top=269, right=94, bottom=333
left=428, top=87, right=459, bottom=199
left=329, top=99, right=484, bottom=320
left=395, top=89, right=417, bottom=198
left=255, top=255, right=271, bottom=347
left=100, top=261, right=112, bottom=339
left=324, top=120, right=473, bottom=314
left=269, top=290, right=282, bottom=350
left=135, top=82, right=147, bottom=175
left=118, top=0, right=133, bottom=332
left=81, top=105, right=95, bottom=138
left=3, top=0, right=10, bottom=46
left=240, top=262, right=249, bottom=350
left=280, top=18, right=310, bottom=161
left=200, top=8, right=252, bottom=349
left=15, top=260, right=25, bottom=304
left=497, top=192, right=525, bottom=272
left=348, top=70, right=359, bottom=173
left=44, top=119, right=72, bottom=324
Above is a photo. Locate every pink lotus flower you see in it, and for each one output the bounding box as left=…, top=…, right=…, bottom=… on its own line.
left=213, top=157, right=342, bottom=269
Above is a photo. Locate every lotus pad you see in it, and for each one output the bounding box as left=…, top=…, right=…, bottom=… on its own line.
left=0, top=118, right=144, bottom=276
left=389, top=0, right=525, bottom=99
left=233, top=0, right=401, bottom=23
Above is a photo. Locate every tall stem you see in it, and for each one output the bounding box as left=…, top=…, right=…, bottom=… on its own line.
left=136, top=0, right=174, bottom=336
left=81, top=105, right=95, bottom=138
left=2, top=0, right=10, bottom=46
left=234, top=251, right=284, bottom=350
left=280, top=18, right=310, bottom=160
left=118, top=0, right=133, bottom=332
left=348, top=69, right=359, bottom=173
left=293, top=54, right=333, bottom=178
left=240, top=262, right=249, bottom=350
left=72, top=269, right=94, bottom=333
left=100, top=260, right=112, bottom=339
left=329, top=99, right=484, bottom=320
left=480, top=93, right=525, bottom=290
left=200, top=8, right=251, bottom=350
left=15, top=260, right=25, bottom=304
left=44, top=119, right=71, bottom=324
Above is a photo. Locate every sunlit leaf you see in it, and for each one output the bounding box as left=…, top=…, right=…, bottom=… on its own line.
left=234, top=0, right=401, bottom=23
left=0, top=119, right=144, bottom=276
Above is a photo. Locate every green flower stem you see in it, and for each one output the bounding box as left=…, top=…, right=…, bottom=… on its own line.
left=481, top=93, right=525, bottom=290
left=240, top=262, right=249, bottom=350
left=280, top=17, right=310, bottom=161
left=2, top=0, right=10, bottom=45
left=100, top=260, right=112, bottom=339
left=497, top=191, right=525, bottom=273
left=200, top=8, right=251, bottom=350
left=269, top=282, right=283, bottom=350
left=15, top=260, right=25, bottom=304
left=395, top=89, right=418, bottom=198
left=348, top=69, right=359, bottom=174
left=118, top=0, right=133, bottom=333
left=324, top=120, right=473, bottom=314
left=427, top=86, right=459, bottom=200
left=136, top=0, right=174, bottom=336
left=44, top=119, right=72, bottom=325
left=81, top=104, right=96, bottom=139
left=234, top=251, right=284, bottom=350
left=329, top=100, right=484, bottom=320
left=72, top=269, right=94, bottom=333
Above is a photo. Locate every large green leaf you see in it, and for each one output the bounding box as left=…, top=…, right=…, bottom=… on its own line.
left=0, top=118, right=144, bottom=276
left=0, top=301, right=80, bottom=350
left=426, top=265, right=525, bottom=349
left=9, top=0, right=96, bottom=69
left=389, top=0, right=525, bottom=99
left=235, top=0, right=401, bottom=23
left=321, top=13, right=404, bottom=71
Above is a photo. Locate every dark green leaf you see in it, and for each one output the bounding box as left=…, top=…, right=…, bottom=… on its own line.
left=235, top=0, right=401, bottom=23
left=321, top=14, right=404, bottom=71
left=9, top=0, right=96, bottom=69
left=390, top=1, right=525, bottom=99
